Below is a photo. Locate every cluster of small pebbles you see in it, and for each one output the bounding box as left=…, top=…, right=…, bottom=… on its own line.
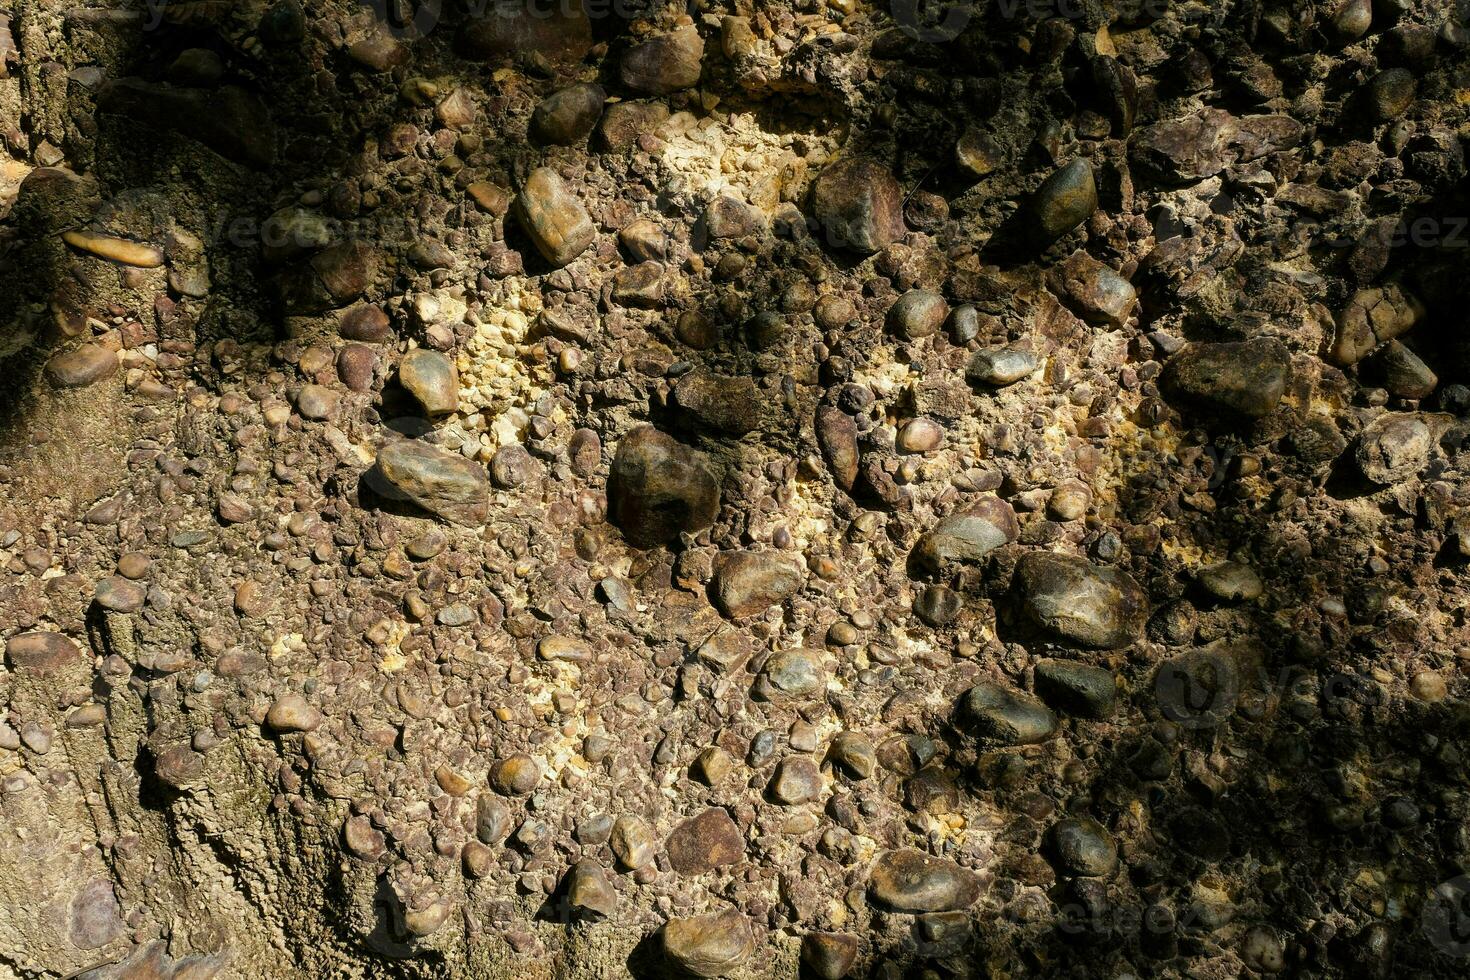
left=0, top=1, right=1469, bottom=978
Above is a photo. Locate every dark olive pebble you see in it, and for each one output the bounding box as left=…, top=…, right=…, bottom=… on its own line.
left=1362, top=68, right=1416, bottom=122
left=1169, top=806, right=1231, bottom=861
left=748, top=729, right=781, bottom=766
left=913, top=584, right=962, bottom=626
left=1030, top=159, right=1097, bottom=247
left=1381, top=796, right=1419, bottom=828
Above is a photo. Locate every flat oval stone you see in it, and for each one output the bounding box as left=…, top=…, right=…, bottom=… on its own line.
left=711, top=551, right=804, bottom=619
left=490, top=753, right=541, bottom=795
left=816, top=406, right=859, bottom=491
left=914, top=584, right=962, bottom=627
left=1031, top=159, right=1097, bottom=246
left=371, top=440, right=490, bottom=526
left=1364, top=68, right=1416, bottom=121
left=296, top=384, right=338, bottom=421
left=957, top=682, right=1057, bottom=746
left=530, top=82, right=606, bottom=146
left=956, top=128, right=1003, bottom=178
left=403, top=900, right=452, bottom=938
left=966, top=345, right=1040, bottom=387
left=1014, top=551, right=1148, bottom=648
left=810, top=156, right=905, bottom=254
left=662, top=908, right=755, bottom=978
left=436, top=604, right=476, bottom=627
left=769, top=757, right=824, bottom=805
left=887, top=289, right=949, bottom=340
left=476, top=794, right=512, bottom=844
left=153, top=745, right=205, bottom=789
left=1034, top=660, right=1117, bottom=719
left=704, top=195, right=766, bottom=240
left=868, top=849, right=981, bottom=913
left=94, top=575, right=146, bottom=613
left=911, top=497, right=1019, bottom=576
left=4, top=631, right=83, bottom=672
left=1197, top=561, right=1263, bottom=602
left=266, top=693, right=322, bottom=733
left=1047, top=817, right=1118, bottom=877
left=62, top=230, right=164, bottom=267
left=515, top=167, right=596, bottom=268
left=608, top=426, right=720, bottom=547
left=344, top=816, right=385, bottom=859
left=467, top=181, right=511, bottom=216
left=1161, top=338, right=1290, bottom=420
left=1056, top=251, right=1136, bottom=326
left=398, top=348, right=458, bottom=416
left=760, top=649, right=826, bottom=699
left=666, top=808, right=744, bottom=875
left=340, top=304, right=393, bottom=342
left=489, top=444, right=538, bottom=489
left=538, top=636, right=591, bottom=663
left=46, top=345, right=118, bottom=388
left=621, top=27, right=704, bottom=95
left=337, top=343, right=377, bottom=392
left=673, top=373, right=760, bottom=435
left=68, top=878, right=123, bottom=951
left=897, top=418, right=944, bottom=453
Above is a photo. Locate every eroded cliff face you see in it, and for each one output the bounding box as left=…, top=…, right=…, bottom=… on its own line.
left=2, top=1, right=1470, bottom=977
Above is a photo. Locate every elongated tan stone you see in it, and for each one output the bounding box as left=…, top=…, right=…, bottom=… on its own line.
left=62, top=231, right=164, bottom=267
left=514, top=167, right=596, bottom=268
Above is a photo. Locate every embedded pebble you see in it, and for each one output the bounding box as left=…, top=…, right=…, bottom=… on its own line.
left=265, top=694, right=323, bottom=733
left=515, top=167, right=596, bottom=268
left=1047, top=817, right=1118, bottom=878
left=957, top=682, right=1057, bottom=746
left=608, top=426, right=720, bottom=547
left=1030, top=159, right=1097, bottom=246
left=371, top=440, right=490, bottom=526
left=967, top=346, right=1040, bottom=387
left=530, top=83, right=606, bottom=146
left=711, top=551, right=804, bottom=619
left=666, top=808, right=744, bottom=874
left=1015, top=552, right=1147, bottom=648
left=661, top=908, right=754, bottom=979
left=621, top=28, right=705, bottom=96
left=398, top=349, right=459, bottom=416
left=809, top=156, right=905, bottom=254
left=867, top=850, right=981, bottom=913
left=46, top=345, right=119, bottom=389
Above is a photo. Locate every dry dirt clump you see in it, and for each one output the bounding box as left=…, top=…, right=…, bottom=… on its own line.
left=1, top=1, right=1469, bottom=978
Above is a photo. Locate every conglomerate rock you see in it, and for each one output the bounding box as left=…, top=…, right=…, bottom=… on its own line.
left=0, top=2, right=1468, bottom=978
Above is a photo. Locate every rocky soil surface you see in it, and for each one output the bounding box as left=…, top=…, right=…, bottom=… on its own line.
left=1, top=0, right=1469, bottom=977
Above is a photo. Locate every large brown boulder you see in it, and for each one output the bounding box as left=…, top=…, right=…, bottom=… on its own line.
left=609, top=426, right=720, bottom=547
